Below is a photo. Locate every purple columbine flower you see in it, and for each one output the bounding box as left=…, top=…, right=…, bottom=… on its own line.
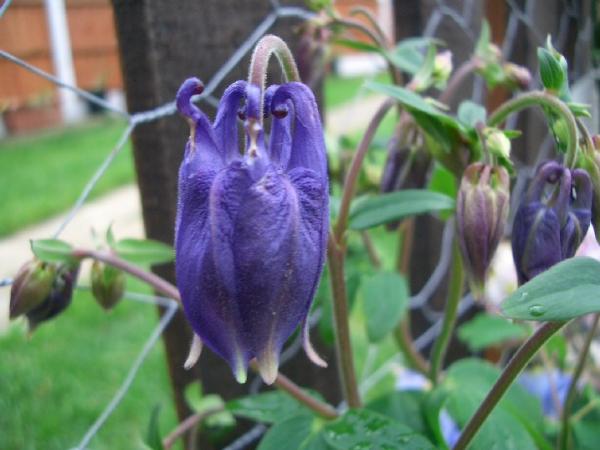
left=512, top=161, right=592, bottom=285
left=174, top=78, right=329, bottom=384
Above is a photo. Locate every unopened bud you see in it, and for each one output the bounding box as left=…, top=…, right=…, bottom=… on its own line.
left=432, top=50, right=453, bottom=88
left=503, top=63, right=531, bottom=89
left=456, top=163, right=510, bottom=297
left=485, top=129, right=511, bottom=160
left=25, top=263, right=80, bottom=331
left=10, top=260, right=56, bottom=319
left=512, top=161, right=592, bottom=284
left=91, top=261, right=126, bottom=310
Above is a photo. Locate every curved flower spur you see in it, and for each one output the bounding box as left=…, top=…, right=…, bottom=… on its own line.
left=174, top=37, right=329, bottom=385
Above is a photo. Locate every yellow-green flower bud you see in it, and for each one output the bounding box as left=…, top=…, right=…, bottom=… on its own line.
left=91, top=261, right=126, bottom=310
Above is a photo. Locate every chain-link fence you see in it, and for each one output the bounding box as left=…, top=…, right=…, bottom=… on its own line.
left=0, top=0, right=596, bottom=448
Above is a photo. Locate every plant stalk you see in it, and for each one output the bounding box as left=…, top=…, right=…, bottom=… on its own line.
left=335, top=98, right=395, bottom=240
left=163, top=407, right=224, bottom=449
left=453, top=321, right=567, bottom=450
left=327, top=237, right=362, bottom=408
left=72, top=248, right=340, bottom=418
left=559, top=313, right=600, bottom=450
left=429, top=236, right=464, bottom=384
left=487, top=91, right=579, bottom=167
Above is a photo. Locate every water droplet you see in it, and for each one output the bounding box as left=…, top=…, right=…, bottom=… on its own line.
left=528, top=304, right=545, bottom=317
left=520, top=291, right=529, bottom=300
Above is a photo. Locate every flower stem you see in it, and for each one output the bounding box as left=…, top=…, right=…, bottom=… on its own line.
left=162, top=407, right=224, bottom=449
left=559, top=313, right=600, bottom=450
left=249, top=34, right=300, bottom=87
left=438, top=58, right=479, bottom=105
left=429, top=236, right=464, bottom=384
left=395, top=317, right=430, bottom=376
left=71, top=248, right=181, bottom=302
left=487, top=91, right=579, bottom=167
left=335, top=98, right=395, bottom=240
left=453, top=321, right=566, bottom=450
left=393, top=219, right=430, bottom=375
left=267, top=365, right=339, bottom=419
left=248, top=34, right=300, bottom=120
left=71, top=248, right=341, bottom=417
left=360, top=231, right=382, bottom=269
left=328, top=236, right=362, bottom=408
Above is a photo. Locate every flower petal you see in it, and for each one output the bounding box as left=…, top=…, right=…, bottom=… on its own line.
left=270, top=82, right=327, bottom=176
left=176, top=163, right=253, bottom=381
left=232, top=166, right=327, bottom=382
left=213, top=80, right=247, bottom=161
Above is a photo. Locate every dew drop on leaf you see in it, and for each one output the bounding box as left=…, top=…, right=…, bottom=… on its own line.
left=528, top=304, right=545, bottom=317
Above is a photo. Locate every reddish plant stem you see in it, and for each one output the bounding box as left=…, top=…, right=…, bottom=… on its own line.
left=71, top=248, right=339, bottom=420
left=162, top=407, right=224, bottom=449
left=335, top=98, right=395, bottom=240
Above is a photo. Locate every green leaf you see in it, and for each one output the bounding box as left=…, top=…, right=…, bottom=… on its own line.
left=427, top=163, right=457, bottom=220
left=501, top=257, right=600, bottom=321
left=143, top=405, right=164, bottom=450
left=365, top=82, right=465, bottom=152
left=387, top=37, right=442, bottom=74
left=258, top=415, right=328, bottom=450
left=184, top=383, right=234, bottom=428
left=113, top=238, right=174, bottom=265
left=362, top=272, right=409, bottom=342
left=457, top=314, right=530, bottom=351
left=106, top=224, right=116, bottom=248
left=349, top=189, right=455, bottom=230
left=367, top=391, right=428, bottom=434
left=457, top=100, right=486, bottom=127
left=436, top=359, right=551, bottom=450
left=323, top=409, right=435, bottom=450
left=30, top=239, right=74, bottom=263
left=475, top=20, right=491, bottom=57
left=537, top=47, right=565, bottom=92
left=227, top=391, right=313, bottom=424
left=334, top=38, right=382, bottom=54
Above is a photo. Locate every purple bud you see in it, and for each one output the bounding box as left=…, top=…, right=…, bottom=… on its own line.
left=25, top=263, right=80, bottom=331
left=512, top=161, right=592, bottom=285
left=10, top=259, right=56, bottom=319
left=175, top=78, right=329, bottom=384
left=456, top=163, right=510, bottom=297
left=91, top=260, right=126, bottom=311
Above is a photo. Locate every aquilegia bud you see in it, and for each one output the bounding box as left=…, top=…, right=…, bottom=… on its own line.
left=456, top=163, right=510, bottom=297
left=10, top=259, right=56, bottom=319
left=512, top=161, right=592, bottom=285
left=91, top=261, right=126, bottom=310
left=174, top=78, right=329, bottom=384
left=25, top=262, right=80, bottom=331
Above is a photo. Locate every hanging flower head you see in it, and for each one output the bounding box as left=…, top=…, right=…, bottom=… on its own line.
left=512, top=161, right=592, bottom=285
left=174, top=71, right=329, bottom=384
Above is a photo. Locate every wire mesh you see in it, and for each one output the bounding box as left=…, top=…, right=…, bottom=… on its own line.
left=0, top=0, right=594, bottom=448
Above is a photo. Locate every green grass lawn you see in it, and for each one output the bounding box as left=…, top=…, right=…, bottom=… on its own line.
left=0, top=278, right=178, bottom=450
left=0, top=116, right=135, bottom=237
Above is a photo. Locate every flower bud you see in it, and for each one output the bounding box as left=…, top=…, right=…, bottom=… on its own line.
left=25, top=263, right=80, bottom=331
left=432, top=50, right=453, bottom=88
left=10, top=259, right=56, bottom=319
left=485, top=129, right=511, bottom=160
left=582, top=150, right=600, bottom=243
left=91, top=261, right=126, bottom=310
left=502, top=63, right=531, bottom=90
left=512, top=161, right=592, bottom=285
left=456, top=163, right=510, bottom=297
